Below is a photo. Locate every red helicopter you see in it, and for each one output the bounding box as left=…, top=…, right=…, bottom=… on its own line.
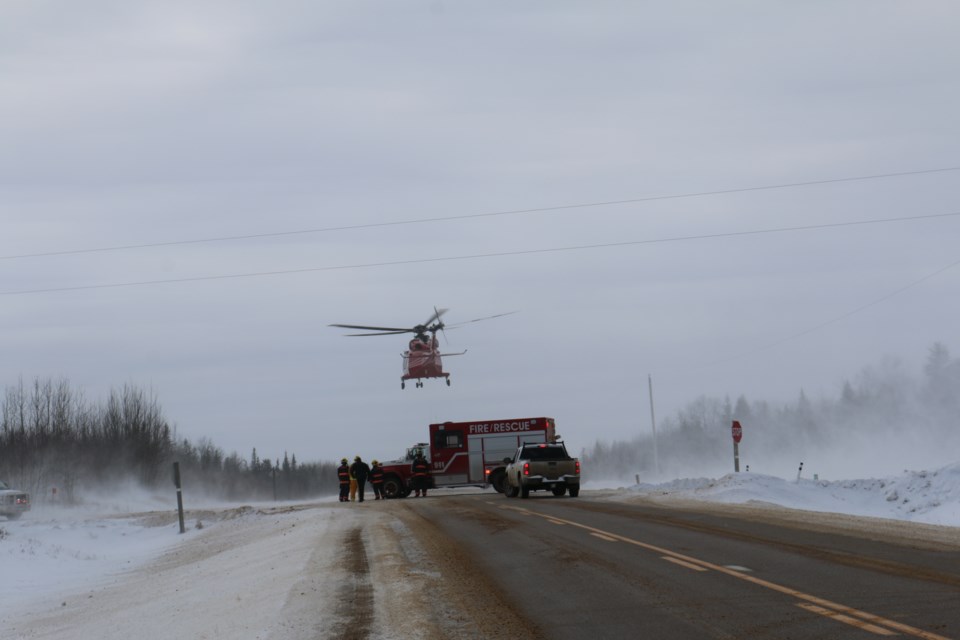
left=330, top=308, right=514, bottom=389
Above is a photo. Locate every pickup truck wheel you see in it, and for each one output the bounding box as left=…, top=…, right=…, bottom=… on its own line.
left=520, top=484, right=530, bottom=499
left=490, top=470, right=507, bottom=493
left=568, top=486, right=580, bottom=497
left=381, top=476, right=405, bottom=499
left=551, top=486, right=566, bottom=497
left=504, top=482, right=519, bottom=498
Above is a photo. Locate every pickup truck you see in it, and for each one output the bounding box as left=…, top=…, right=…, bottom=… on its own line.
left=503, top=442, right=580, bottom=498
left=0, top=480, right=31, bottom=520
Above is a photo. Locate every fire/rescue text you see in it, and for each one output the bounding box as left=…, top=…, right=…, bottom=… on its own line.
left=467, top=421, right=533, bottom=435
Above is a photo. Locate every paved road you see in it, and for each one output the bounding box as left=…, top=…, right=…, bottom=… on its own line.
left=398, top=492, right=960, bottom=640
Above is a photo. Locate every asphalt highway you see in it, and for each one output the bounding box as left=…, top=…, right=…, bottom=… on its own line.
left=397, top=491, right=960, bottom=640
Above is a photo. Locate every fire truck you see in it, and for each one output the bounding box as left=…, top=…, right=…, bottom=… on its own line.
left=378, top=417, right=557, bottom=498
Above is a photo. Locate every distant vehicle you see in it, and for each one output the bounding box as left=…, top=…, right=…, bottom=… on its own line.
left=329, top=307, right=515, bottom=389
left=504, top=442, right=580, bottom=498
left=0, top=480, right=31, bottom=520
left=377, top=417, right=558, bottom=498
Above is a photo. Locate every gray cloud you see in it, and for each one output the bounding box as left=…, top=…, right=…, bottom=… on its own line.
left=2, top=2, right=959, bottom=468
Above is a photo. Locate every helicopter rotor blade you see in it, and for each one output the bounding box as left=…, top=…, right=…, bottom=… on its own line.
left=329, top=323, right=413, bottom=333
left=434, top=305, right=450, bottom=344
left=423, top=307, right=448, bottom=328
left=445, top=310, right=519, bottom=328
left=342, top=330, right=413, bottom=337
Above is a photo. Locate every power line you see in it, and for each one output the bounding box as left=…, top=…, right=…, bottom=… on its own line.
left=3, top=210, right=958, bottom=296
left=3, top=166, right=959, bottom=261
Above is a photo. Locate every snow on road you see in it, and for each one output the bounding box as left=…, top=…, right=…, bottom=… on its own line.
left=1, top=495, right=504, bottom=640
left=1, top=463, right=958, bottom=639
left=2, top=500, right=352, bottom=639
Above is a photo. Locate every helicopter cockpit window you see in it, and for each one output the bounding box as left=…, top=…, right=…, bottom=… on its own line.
left=435, top=431, right=464, bottom=449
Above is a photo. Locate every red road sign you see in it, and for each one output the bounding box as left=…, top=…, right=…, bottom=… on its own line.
left=732, top=420, right=743, bottom=443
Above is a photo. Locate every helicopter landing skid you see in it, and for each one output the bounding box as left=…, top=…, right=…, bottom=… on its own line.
left=402, top=374, right=451, bottom=389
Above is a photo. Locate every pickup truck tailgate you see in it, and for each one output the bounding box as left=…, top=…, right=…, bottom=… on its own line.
left=541, top=461, right=568, bottom=479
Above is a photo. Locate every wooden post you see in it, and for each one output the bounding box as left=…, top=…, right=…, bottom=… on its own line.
left=173, top=462, right=186, bottom=534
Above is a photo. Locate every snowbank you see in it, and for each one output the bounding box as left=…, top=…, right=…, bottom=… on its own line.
left=607, top=462, right=960, bottom=527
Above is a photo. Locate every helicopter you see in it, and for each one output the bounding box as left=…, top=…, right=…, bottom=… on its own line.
left=330, top=308, right=514, bottom=389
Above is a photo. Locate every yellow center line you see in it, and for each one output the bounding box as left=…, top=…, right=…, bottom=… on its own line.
left=508, top=505, right=951, bottom=640
left=797, top=604, right=899, bottom=636
left=662, top=556, right=709, bottom=572
left=590, top=532, right=617, bottom=542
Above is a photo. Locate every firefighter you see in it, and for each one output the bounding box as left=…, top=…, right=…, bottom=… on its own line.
left=350, top=455, right=371, bottom=503
left=337, top=458, right=350, bottom=502
left=370, top=460, right=385, bottom=500
left=411, top=451, right=431, bottom=497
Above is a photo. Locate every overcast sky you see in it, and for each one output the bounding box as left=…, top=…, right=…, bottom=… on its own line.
left=3, top=2, right=959, bottom=470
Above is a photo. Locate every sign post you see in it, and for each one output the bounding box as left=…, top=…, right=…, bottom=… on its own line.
left=731, top=420, right=743, bottom=472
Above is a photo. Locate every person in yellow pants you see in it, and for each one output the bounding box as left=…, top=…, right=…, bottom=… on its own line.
left=349, top=467, right=358, bottom=502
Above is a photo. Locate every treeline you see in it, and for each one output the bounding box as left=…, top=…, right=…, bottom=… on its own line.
left=0, top=378, right=337, bottom=503
left=582, top=342, right=960, bottom=480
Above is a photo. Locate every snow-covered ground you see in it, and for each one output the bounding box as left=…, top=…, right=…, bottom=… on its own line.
left=1, top=463, right=958, bottom=638
left=599, top=462, right=960, bottom=527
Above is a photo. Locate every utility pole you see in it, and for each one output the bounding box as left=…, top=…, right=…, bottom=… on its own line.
left=648, top=374, right=660, bottom=476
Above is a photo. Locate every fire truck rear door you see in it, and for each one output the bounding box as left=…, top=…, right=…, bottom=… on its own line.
left=469, top=432, right=547, bottom=482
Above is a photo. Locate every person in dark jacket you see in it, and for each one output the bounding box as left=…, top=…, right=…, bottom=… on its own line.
left=337, top=458, right=350, bottom=502
left=370, top=460, right=385, bottom=500
left=350, top=456, right=371, bottom=503
left=411, top=451, right=431, bottom=497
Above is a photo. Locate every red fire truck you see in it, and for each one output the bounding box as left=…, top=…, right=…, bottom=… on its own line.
left=378, top=417, right=557, bottom=498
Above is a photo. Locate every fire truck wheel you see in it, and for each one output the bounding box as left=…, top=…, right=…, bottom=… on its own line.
left=446, top=378, right=450, bottom=386
left=551, top=486, right=566, bottom=497
left=401, top=382, right=405, bottom=389
left=381, top=476, right=404, bottom=499
left=568, top=486, right=580, bottom=498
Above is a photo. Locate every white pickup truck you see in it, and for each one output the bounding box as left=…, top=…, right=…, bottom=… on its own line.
left=503, top=442, right=580, bottom=498
left=0, top=480, right=31, bottom=520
